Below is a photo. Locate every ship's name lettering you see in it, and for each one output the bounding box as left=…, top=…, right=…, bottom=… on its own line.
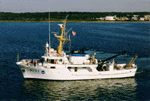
left=30, top=69, right=40, bottom=73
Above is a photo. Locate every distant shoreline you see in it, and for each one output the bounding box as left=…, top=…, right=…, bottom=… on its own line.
left=1, top=12, right=150, bottom=23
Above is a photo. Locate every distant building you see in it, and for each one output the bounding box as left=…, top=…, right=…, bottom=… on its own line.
left=105, top=16, right=115, bottom=21
left=144, top=15, right=150, bottom=21
left=140, top=17, right=145, bottom=21
left=133, top=15, right=139, bottom=17
left=144, top=15, right=150, bottom=18
left=120, top=17, right=129, bottom=21
left=132, top=17, right=138, bottom=21
left=96, top=17, right=105, bottom=20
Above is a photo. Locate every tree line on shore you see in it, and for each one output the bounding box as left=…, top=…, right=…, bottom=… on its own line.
left=0, top=12, right=150, bottom=21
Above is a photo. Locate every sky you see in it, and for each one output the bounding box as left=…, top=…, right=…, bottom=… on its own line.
left=0, top=0, right=150, bottom=12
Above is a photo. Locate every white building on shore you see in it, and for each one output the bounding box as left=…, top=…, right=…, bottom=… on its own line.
left=105, top=16, right=116, bottom=21
left=140, top=17, right=145, bottom=21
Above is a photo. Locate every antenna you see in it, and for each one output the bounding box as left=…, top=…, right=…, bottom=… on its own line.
left=65, top=15, right=69, bottom=20
left=63, top=15, right=69, bottom=36
left=49, top=11, right=51, bottom=49
left=69, top=34, right=71, bottom=52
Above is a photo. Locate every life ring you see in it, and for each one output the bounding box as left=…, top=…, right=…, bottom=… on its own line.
left=26, top=60, right=29, bottom=62
left=57, top=53, right=60, bottom=56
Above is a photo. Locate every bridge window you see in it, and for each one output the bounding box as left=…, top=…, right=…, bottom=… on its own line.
left=47, top=59, right=55, bottom=63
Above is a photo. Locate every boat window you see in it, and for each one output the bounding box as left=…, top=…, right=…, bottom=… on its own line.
left=51, top=67, right=55, bottom=69
left=68, top=67, right=71, bottom=69
left=51, top=59, right=54, bottom=63
left=75, top=67, right=77, bottom=72
left=47, top=59, right=55, bottom=63
left=59, top=59, right=62, bottom=62
left=67, top=67, right=71, bottom=71
left=47, top=59, right=50, bottom=62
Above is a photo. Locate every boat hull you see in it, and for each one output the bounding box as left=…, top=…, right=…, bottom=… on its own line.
left=18, top=65, right=137, bottom=80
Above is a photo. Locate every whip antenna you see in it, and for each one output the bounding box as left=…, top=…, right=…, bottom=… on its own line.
left=49, top=10, right=51, bottom=49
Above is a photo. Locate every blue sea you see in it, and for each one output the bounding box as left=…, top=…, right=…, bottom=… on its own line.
left=0, top=22, right=150, bottom=100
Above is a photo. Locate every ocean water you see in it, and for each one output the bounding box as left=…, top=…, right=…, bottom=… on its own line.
left=0, top=22, right=150, bottom=100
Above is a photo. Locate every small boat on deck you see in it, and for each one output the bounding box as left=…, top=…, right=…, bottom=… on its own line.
left=16, top=17, right=138, bottom=80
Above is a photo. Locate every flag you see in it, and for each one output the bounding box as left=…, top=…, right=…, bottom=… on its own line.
left=72, top=31, right=76, bottom=36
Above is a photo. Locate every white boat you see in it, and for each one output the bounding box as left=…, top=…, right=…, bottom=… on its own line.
left=16, top=17, right=138, bottom=80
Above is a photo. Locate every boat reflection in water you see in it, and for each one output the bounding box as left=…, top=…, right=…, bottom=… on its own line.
left=22, top=78, right=137, bottom=100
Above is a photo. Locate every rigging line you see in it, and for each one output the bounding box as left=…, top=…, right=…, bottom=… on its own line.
left=49, top=10, right=51, bottom=49
left=64, top=28, right=72, bottom=38
left=63, top=15, right=68, bottom=38
left=69, top=34, right=71, bottom=52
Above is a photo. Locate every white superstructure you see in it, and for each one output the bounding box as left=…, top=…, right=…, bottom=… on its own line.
left=16, top=17, right=138, bottom=80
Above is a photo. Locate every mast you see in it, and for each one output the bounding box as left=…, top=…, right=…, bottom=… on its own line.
left=56, top=20, right=66, bottom=53
left=55, top=16, right=70, bottom=53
